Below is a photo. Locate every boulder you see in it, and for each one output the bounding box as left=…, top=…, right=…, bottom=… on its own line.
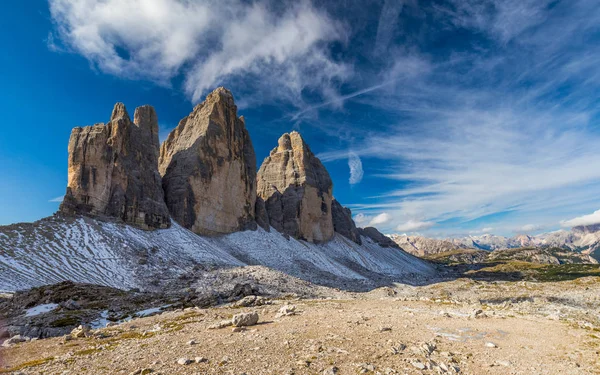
left=232, top=311, right=259, bottom=327
left=59, top=103, right=170, bottom=230
left=358, top=227, right=400, bottom=248
left=331, top=199, right=361, bottom=244
left=256, top=131, right=334, bottom=243
left=159, top=87, right=257, bottom=235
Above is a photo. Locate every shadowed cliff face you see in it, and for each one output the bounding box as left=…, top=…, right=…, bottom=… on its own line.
left=256, top=131, right=334, bottom=243
left=59, top=103, right=170, bottom=230
left=159, top=87, right=257, bottom=235
left=332, top=199, right=362, bottom=245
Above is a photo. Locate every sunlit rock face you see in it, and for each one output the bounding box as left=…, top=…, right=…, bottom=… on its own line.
left=159, top=87, right=257, bottom=235
left=256, top=131, right=334, bottom=243
left=60, top=103, right=170, bottom=230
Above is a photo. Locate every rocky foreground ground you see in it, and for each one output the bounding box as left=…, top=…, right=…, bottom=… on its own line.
left=2, top=275, right=600, bottom=375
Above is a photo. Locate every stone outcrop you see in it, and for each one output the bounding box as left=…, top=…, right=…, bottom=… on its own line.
left=256, top=131, right=334, bottom=243
left=358, top=227, right=400, bottom=248
left=254, top=197, right=270, bottom=232
left=332, top=199, right=362, bottom=244
left=59, top=103, right=170, bottom=230
left=159, top=87, right=257, bottom=235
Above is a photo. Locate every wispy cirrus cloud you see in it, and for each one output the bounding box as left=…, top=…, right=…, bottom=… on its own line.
left=48, top=0, right=349, bottom=105
left=48, top=195, right=64, bottom=203
left=317, top=0, right=600, bottom=235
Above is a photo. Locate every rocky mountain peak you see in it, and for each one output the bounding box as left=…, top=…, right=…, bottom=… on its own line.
left=59, top=103, right=170, bottom=230
left=159, top=87, right=257, bottom=235
left=110, top=102, right=130, bottom=122
left=257, top=131, right=334, bottom=243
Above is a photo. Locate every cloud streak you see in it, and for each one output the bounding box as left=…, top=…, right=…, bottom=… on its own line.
left=396, top=220, right=434, bottom=232
left=318, top=0, right=600, bottom=235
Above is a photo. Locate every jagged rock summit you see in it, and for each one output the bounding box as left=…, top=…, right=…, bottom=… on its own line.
left=159, top=87, right=257, bottom=235
left=256, top=131, right=334, bottom=243
left=57, top=87, right=387, bottom=248
left=59, top=103, right=170, bottom=230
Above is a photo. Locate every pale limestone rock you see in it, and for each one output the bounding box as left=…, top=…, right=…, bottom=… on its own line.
left=232, top=311, right=259, bottom=327
left=159, top=87, right=256, bottom=235
left=256, top=131, right=333, bottom=243
left=59, top=103, right=170, bottom=230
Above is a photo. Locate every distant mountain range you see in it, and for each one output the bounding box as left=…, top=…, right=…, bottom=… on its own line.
left=389, top=224, right=600, bottom=262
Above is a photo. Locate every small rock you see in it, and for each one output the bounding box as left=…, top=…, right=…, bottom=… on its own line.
left=177, top=358, right=192, bottom=365
left=70, top=325, right=90, bottom=338
left=323, top=366, right=339, bottom=375
left=379, top=326, right=392, bottom=332
left=187, top=339, right=196, bottom=345
left=276, top=305, right=297, bottom=318
left=485, top=342, right=497, bottom=348
left=61, top=299, right=81, bottom=310
left=195, top=357, right=208, bottom=363
left=358, top=363, right=376, bottom=373
left=421, top=342, right=436, bottom=355
left=411, top=361, right=426, bottom=370
left=495, top=360, right=512, bottom=367
left=233, top=295, right=257, bottom=307
left=232, top=311, right=259, bottom=327
left=219, top=356, right=230, bottom=365
left=1, top=335, right=29, bottom=347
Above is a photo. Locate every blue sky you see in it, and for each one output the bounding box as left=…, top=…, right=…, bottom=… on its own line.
left=2, top=0, right=600, bottom=237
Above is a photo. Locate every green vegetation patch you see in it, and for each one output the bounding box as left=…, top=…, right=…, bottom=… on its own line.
left=0, top=357, right=55, bottom=373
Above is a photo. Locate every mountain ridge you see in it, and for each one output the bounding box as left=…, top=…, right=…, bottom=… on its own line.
left=389, top=226, right=600, bottom=262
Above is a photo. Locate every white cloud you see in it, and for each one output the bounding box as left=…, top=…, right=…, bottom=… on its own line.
left=561, top=209, right=600, bottom=228
left=353, top=213, right=370, bottom=225
left=396, top=220, right=434, bottom=232
left=49, top=195, right=64, bottom=203
left=348, top=151, right=363, bottom=185
left=48, top=0, right=349, bottom=104
left=368, top=213, right=392, bottom=226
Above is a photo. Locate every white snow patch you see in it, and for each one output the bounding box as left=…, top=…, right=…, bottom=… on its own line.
left=24, top=303, right=59, bottom=317
left=134, top=305, right=171, bottom=318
